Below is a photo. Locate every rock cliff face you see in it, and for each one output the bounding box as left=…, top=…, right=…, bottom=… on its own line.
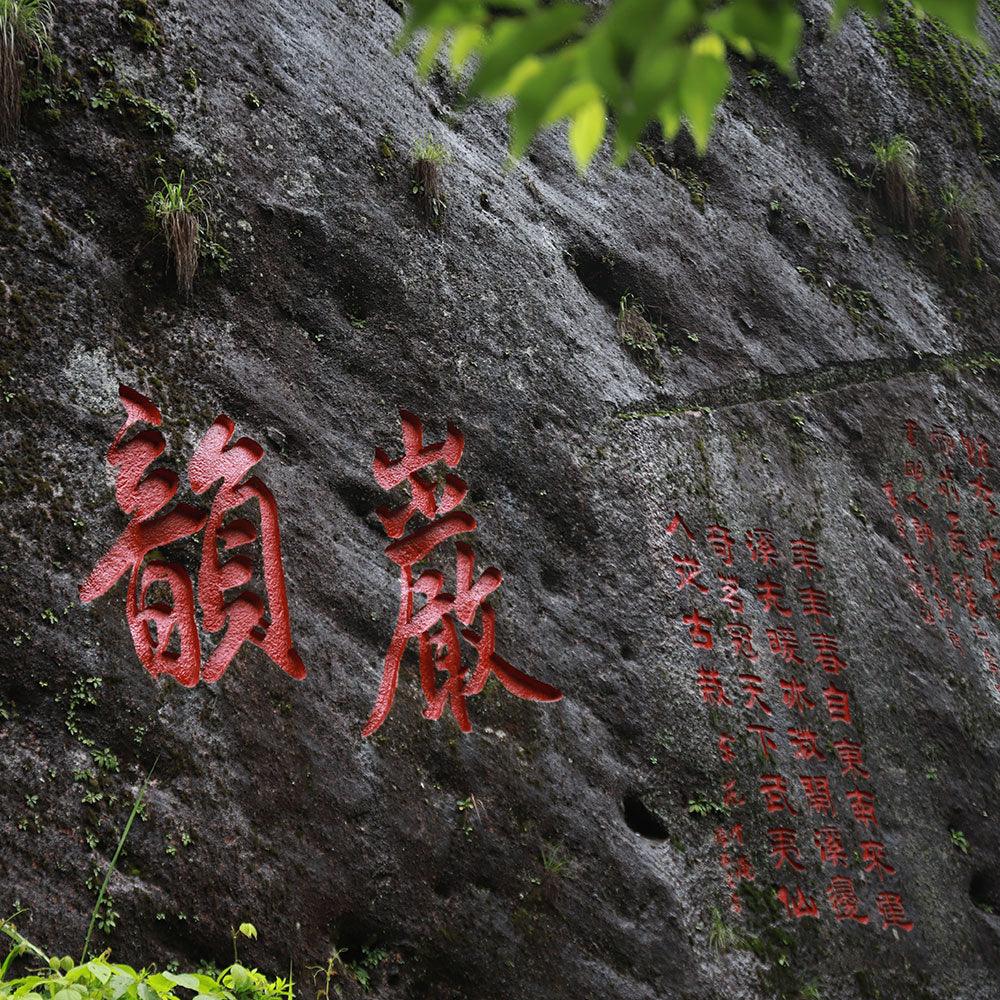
left=2, top=1, right=1000, bottom=998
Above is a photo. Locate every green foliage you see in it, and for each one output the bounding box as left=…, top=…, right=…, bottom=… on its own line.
left=81, top=766, right=155, bottom=961
left=950, top=828, right=970, bottom=853
left=867, top=0, right=997, bottom=147
left=871, top=133, right=917, bottom=171
left=411, top=136, right=449, bottom=227
left=0, top=922, right=292, bottom=1000
left=90, top=87, right=174, bottom=132
left=0, top=0, right=54, bottom=53
left=707, top=907, right=736, bottom=952
left=687, top=793, right=728, bottom=818
left=147, top=171, right=205, bottom=221
left=539, top=842, right=572, bottom=877
left=399, top=0, right=983, bottom=168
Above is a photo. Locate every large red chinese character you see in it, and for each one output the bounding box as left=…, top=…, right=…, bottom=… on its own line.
left=738, top=673, right=772, bottom=715
left=80, top=386, right=306, bottom=688
left=683, top=610, right=714, bottom=649
left=364, top=411, right=561, bottom=736
left=673, top=554, right=709, bottom=593
left=823, top=684, right=852, bottom=725
left=779, top=677, right=815, bottom=714
left=810, top=632, right=847, bottom=675
left=696, top=666, right=732, bottom=706
left=747, top=723, right=777, bottom=759
left=799, top=586, right=832, bottom=620
left=727, top=622, right=759, bottom=661
left=718, top=575, right=744, bottom=613
left=745, top=528, right=778, bottom=566
left=832, top=739, right=870, bottom=779
left=960, top=432, right=991, bottom=468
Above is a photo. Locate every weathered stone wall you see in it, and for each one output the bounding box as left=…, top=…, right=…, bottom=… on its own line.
left=2, top=1, right=999, bottom=998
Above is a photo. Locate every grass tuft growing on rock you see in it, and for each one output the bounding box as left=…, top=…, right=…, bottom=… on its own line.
left=871, top=134, right=920, bottom=231
left=937, top=182, right=976, bottom=265
left=617, top=293, right=664, bottom=379
left=147, top=171, right=205, bottom=298
left=0, top=0, right=53, bottom=144
left=410, top=135, right=449, bottom=228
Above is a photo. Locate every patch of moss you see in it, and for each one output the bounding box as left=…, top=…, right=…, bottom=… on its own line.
left=119, top=0, right=162, bottom=47
left=43, top=212, right=69, bottom=249
left=868, top=0, right=1000, bottom=150
left=90, top=86, right=175, bottom=133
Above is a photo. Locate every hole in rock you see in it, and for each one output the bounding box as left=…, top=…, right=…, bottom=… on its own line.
left=970, top=869, right=1000, bottom=914
left=622, top=793, right=668, bottom=840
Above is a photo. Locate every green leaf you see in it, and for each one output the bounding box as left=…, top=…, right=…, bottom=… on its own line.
left=236, top=924, right=257, bottom=942
left=508, top=52, right=576, bottom=156
left=469, top=5, right=585, bottom=96
left=916, top=0, right=980, bottom=39
left=417, top=26, right=446, bottom=76
left=568, top=96, right=606, bottom=170
left=681, top=38, right=731, bottom=152
left=449, top=24, right=485, bottom=73
left=164, top=974, right=199, bottom=991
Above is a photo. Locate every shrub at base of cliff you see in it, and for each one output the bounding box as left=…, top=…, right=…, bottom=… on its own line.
left=0, top=920, right=291, bottom=1000
left=147, top=172, right=206, bottom=298
left=0, top=0, right=53, bottom=144
left=871, top=134, right=921, bottom=232
left=410, top=136, right=449, bottom=228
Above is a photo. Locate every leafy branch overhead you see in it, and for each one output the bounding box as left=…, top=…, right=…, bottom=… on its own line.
left=401, top=0, right=983, bottom=169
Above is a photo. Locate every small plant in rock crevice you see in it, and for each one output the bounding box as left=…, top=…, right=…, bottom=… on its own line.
left=410, top=135, right=449, bottom=228
left=616, top=293, right=665, bottom=379
left=707, top=907, right=737, bottom=953
left=871, top=134, right=920, bottom=231
left=0, top=0, right=54, bottom=144
left=147, top=171, right=206, bottom=297
left=937, top=182, right=976, bottom=265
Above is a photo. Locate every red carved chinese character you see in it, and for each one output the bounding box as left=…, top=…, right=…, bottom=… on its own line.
left=727, top=622, right=760, bottom=661
left=788, top=727, right=826, bottom=761
left=832, top=739, right=870, bottom=779
left=882, top=481, right=898, bottom=509
left=875, top=892, right=914, bottom=931
left=799, top=586, right=832, bottom=620
left=909, top=581, right=936, bottom=624
left=745, top=528, right=779, bottom=566
left=814, top=826, right=848, bottom=867
left=738, top=673, right=772, bottom=715
left=860, top=840, right=896, bottom=880
left=766, top=626, right=804, bottom=665
left=893, top=512, right=907, bottom=540
left=980, top=535, right=1000, bottom=590
left=903, top=459, right=925, bottom=482
left=696, top=666, right=732, bottom=706
left=780, top=677, right=815, bottom=714
left=969, top=474, right=997, bottom=515
left=747, top=723, right=778, bottom=759
left=80, top=388, right=207, bottom=687
left=718, top=574, right=745, bottom=613
left=823, top=684, right=852, bottom=725
left=905, top=490, right=929, bottom=511
left=673, top=554, right=709, bottom=593
left=911, top=518, right=934, bottom=546
left=810, top=633, right=847, bottom=675
left=718, top=732, right=736, bottom=764
left=768, top=827, right=805, bottom=871
left=666, top=512, right=696, bottom=540
left=846, top=788, right=878, bottom=828
left=930, top=425, right=955, bottom=455
left=707, top=524, right=735, bottom=565
left=80, top=386, right=307, bottom=689
left=799, top=775, right=834, bottom=815
left=904, top=420, right=920, bottom=447
left=960, top=432, right=991, bottom=469
left=364, top=411, right=561, bottom=736
left=937, top=466, right=960, bottom=503
left=776, top=885, right=819, bottom=919
left=683, top=610, right=714, bottom=650
left=946, top=512, right=972, bottom=559
left=952, top=570, right=982, bottom=619
left=722, top=779, right=745, bottom=808
left=757, top=579, right=792, bottom=617
left=790, top=539, right=823, bottom=579
left=947, top=627, right=963, bottom=650
left=826, top=876, right=869, bottom=924
left=759, top=774, right=797, bottom=814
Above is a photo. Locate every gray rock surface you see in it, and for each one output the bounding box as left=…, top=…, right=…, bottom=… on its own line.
left=2, top=1, right=1000, bottom=998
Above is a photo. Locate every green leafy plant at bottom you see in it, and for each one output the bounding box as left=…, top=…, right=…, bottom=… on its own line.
left=0, top=921, right=293, bottom=1000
